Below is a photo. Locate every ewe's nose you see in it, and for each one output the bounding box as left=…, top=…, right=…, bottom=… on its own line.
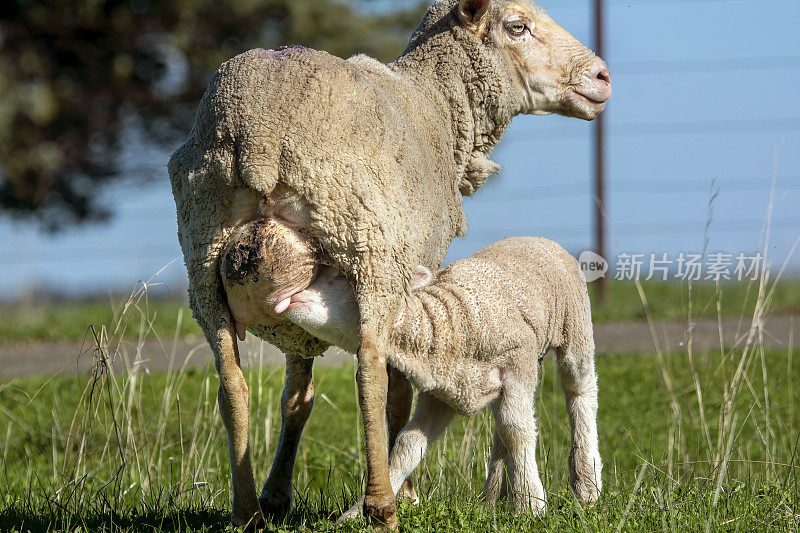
left=587, top=57, right=612, bottom=101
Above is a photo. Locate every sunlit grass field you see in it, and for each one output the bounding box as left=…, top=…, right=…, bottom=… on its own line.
left=1, top=342, right=798, bottom=531
left=1, top=240, right=798, bottom=530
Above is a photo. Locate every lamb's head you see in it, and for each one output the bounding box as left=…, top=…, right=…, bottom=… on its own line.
left=457, top=0, right=611, bottom=120
left=280, top=266, right=436, bottom=353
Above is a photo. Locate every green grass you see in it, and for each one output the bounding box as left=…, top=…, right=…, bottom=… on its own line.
left=0, top=295, right=202, bottom=343
left=589, top=278, right=800, bottom=323
left=1, top=258, right=798, bottom=530
left=2, top=278, right=799, bottom=343
left=1, top=345, right=798, bottom=531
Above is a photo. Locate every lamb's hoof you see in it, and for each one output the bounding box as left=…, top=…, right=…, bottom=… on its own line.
left=259, top=492, right=291, bottom=522
left=397, top=479, right=419, bottom=505
left=335, top=498, right=364, bottom=524
left=574, top=488, right=600, bottom=508
left=571, top=474, right=601, bottom=507
left=569, top=453, right=602, bottom=507
left=363, top=495, right=397, bottom=532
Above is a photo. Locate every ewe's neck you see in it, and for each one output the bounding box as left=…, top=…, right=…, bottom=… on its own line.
left=390, top=17, right=513, bottom=196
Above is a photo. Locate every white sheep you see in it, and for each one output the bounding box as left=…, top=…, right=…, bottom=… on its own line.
left=277, top=236, right=602, bottom=517
left=169, top=0, right=611, bottom=527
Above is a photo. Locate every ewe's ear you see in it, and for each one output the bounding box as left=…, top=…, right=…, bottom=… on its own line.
left=412, top=266, right=434, bottom=289
left=458, top=0, right=491, bottom=30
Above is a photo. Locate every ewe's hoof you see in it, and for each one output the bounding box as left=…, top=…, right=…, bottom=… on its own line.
left=231, top=510, right=265, bottom=532
left=259, top=492, right=291, bottom=522
left=364, top=496, right=397, bottom=531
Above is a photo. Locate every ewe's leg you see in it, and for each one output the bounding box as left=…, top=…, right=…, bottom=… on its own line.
left=356, top=316, right=396, bottom=530
left=338, top=393, right=455, bottom=523
left=260, top=353, right=315, bottom=520
left=483, top=425, right=509, bottom=504
left=493, top=389, right=546, bottom=514
left=212, top=322, right=264, bottom=528
left=334, top=220, right=419, bottom=530
left=386, top=366, right=417, bottom=504
left=557, top=340, right=602, bottom=505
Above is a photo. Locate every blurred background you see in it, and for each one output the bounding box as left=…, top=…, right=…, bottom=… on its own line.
left=0, top=0, right=798, bottom=301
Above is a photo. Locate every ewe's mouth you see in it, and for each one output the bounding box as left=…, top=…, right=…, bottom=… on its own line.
left=559, top=88, right=609, bottom=121
left=570, top=88, right=609, bottom=106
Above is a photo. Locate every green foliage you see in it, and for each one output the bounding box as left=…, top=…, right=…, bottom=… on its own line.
left=0, top=296, right=201, bottom=343
left=0, top=0, right=426, bottom=228
left=1, top=270, right=798, bottom=530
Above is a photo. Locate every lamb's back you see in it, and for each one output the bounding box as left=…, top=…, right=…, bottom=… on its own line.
left=443, top=237, right=589, bottom=351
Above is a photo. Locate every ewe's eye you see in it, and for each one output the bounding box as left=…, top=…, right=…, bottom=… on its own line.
left=506, top=21, right=527, bottom=36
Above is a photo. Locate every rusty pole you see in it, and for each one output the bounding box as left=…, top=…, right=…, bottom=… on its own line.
left=593, top=0, right=607, bottom=306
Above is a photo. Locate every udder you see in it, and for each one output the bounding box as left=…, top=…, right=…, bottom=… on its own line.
left=281, top=266, right=361, bottom=353
left=220, top=216, right=320, bottom=340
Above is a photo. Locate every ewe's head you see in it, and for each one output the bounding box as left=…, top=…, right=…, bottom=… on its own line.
left=452, top=0, right=611, bottom=120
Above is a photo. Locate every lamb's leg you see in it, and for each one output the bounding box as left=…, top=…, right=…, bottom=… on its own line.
left=556, top=337, right=602, bottom=505
left=493, top=387, right=546, bottom=514
left=483, top=425, right=509, bottom=504
left=211, top=321, right=264, bottom=529
left=338, top=392, right=455, bottom=523
left=388, top=393, right=455, bottom=494
left=386, top=366, right=417, bottom=504
left=259, top=353, right=315, bottom=520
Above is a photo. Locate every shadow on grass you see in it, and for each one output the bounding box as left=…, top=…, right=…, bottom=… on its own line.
left=0, top=507, right=230, bottom=532
left=0, top=503, right=347, bottom=532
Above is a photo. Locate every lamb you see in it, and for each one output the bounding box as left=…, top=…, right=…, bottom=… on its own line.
left=168, top=0, right=611, bottom=528
left=278, top=236, right=602, bottom=518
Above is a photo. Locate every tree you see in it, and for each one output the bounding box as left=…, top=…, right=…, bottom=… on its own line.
left=0, top=0, right=425, bottom=229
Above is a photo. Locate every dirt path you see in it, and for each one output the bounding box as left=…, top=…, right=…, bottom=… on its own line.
left=0, top=315, right=796, bottom=379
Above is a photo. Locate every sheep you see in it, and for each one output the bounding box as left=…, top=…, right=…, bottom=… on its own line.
left=168, top=0, right=611, bottom=527
left=221, top=223, right=602, bottom=514
left=278, top=236, right=602, bottom=518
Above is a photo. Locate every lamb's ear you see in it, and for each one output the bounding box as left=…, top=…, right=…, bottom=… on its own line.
left=458, top=0, right=491, bottom=30
left=412, top=265, right=434, bottom=289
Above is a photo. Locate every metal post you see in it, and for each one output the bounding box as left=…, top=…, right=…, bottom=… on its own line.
left=593, top=0, right=607, bottom=307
